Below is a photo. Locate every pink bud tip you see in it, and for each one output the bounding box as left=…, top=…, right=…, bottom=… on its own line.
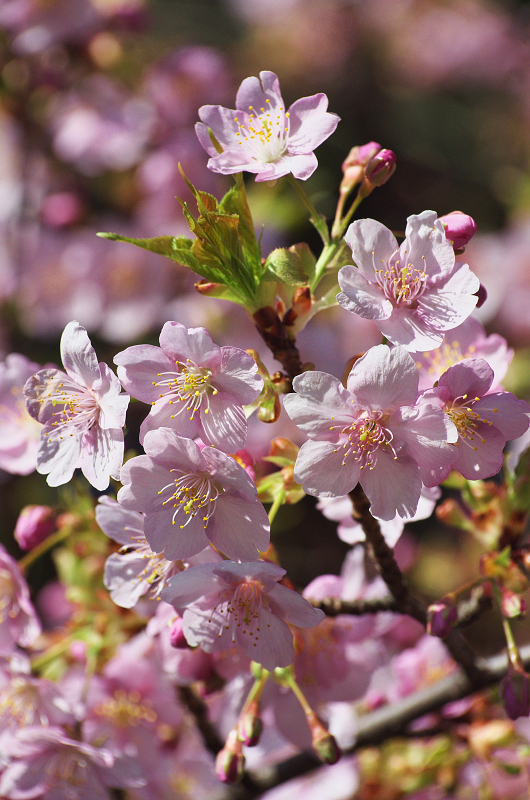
left=14, top=505, right=56, bottom=551
left=215, top=746, right=245, bottom=783
left=363, top=149, right=396, bottom=187
left=427, top=601, right=458, bottom=638
left=438, top=211, right=477, bottom=249
left=169, top=617, right=189, bottom=649
left=500, top=667, right=530, bottom=720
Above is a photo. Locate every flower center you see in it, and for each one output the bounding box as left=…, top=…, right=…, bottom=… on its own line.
left=94, top=689, right=157, bottom=727
left=41, top=376, right=100, bottom=442
left=0, top=679, right=41, bottom=728
left=234, top=99, right=290, bottom=163
left=331, top=411, right=396, bottom=470
left=375, top=251, right=427, bottom=307
left=445, top=395, right=493, bottom=450
left=152, top=360, right=215, bottom=422
left=159, top=470, right=220, bottom=530
left=212, top=579, right=266, bottom=646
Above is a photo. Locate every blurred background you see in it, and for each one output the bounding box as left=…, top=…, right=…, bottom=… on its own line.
left=2, top=0, right=530, bottom=646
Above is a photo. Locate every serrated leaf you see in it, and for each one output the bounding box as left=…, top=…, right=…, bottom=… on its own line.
left=264, top=247, right=309, bottom=285
left=220, top=173, right=261, bottom=278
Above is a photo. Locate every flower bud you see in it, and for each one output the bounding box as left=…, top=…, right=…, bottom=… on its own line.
left=340, top=142, right=381, bottom=193
left=14, top=505, right=56, bottom=551
left=499, top=666, right=530, bottom=720
left=438, top=211, right=477, bottom=249
left=312, top=726, right=342, bottom=765
left=169, top=617, right=189, bottom=649
left=238, top=709, right=264, bottom=747
left=501, top=589, right=526, bottom=619
left=427, top=600, right=458, bottom=638
left=215, top=730, right=245, bottom=783
left=363, top=149, right=396, bottom=188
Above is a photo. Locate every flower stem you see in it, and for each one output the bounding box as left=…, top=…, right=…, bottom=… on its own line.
left=18, top=525, right=71, bottom=574
left=268, top=489, right=286, bottom=526
left=286, top=175, right=330, bottom=245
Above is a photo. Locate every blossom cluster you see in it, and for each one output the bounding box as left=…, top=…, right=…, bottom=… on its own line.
left=1, top=62, right=530, bottom=800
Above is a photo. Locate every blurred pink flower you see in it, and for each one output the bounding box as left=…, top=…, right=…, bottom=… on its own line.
left=14, top=505, right=56, bottom=551
left=0, top=544, right=41, bottom=655
left=0, top=353, right=42, bottom=475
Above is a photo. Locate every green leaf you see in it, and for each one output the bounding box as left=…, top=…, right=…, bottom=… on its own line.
left=264, top=246, right=310, bottom=286
left=220, top=173, right=262, bottom=279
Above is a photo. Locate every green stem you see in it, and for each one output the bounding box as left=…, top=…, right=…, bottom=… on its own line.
left=331, top=190, right=365, bottom=241
left=268, top=489, right=286, bottom=526
left=310, top=241, right=340, bottom=291
left=30, top=635, right=76, bottom=670
left=493, top=583, right=523, bottom=670
left=18, top=526, right=71, bottom=574
left=286, top=175, right=330, bottom=245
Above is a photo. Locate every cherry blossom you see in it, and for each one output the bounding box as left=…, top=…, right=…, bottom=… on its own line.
left=195, top=70, right=339, bottom=181
left=118, top=429, right=270, bottom=562
left=0, top=545, right=41, bottom=656
left=161, top=560, right=324, bottom=670
left=24, top=321, right=129, bottom=490
left=420, top=357, right=530, bottom=483
left=0, top=353, right=43, bottom=475
left=114, top=321, right=263, bottom=452
left=283, top=345, right=457, bottom=520
left=337, top=211, right=480, bottom=351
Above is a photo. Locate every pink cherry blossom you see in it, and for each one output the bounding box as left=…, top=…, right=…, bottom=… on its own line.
left=118, top=428, right=270, bottom=562
left=114, top=321, right=263, bottom=452
left=337, top=211, right=480, bottom=351
left=160, top=560, right=324, bottom=670
left=0, top=545, right=41, bottom=656
left=195, top=70, right=339, bottom=181
left=420, top=357, right=530, bottom=483
left=0, top=726, right=145, bottom=799
left=415, top=316, right=513, bottom=392
left=24, top=321, right=129, bottom=490
left=0, top=353, right=43, bottom=475
left=283, top=345, right=457, bottom=520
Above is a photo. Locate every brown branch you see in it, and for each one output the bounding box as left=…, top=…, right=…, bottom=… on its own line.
left=310, top=595, right=397, bottom=616
left=348, top=484, right=487, bottom=685
left=253, top=306, right=304, bottom=382
left=241, top=644, right=530, bottom=798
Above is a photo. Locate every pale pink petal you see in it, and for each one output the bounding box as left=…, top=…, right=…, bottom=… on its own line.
left=95, top=363, right=129, bottom=430
left=95, top=496, right=144, bottom=546
left=452, top=422, right=506, bottom=479
left=346, top=345, right=419, bottom=410
left=144, top=507, right=210, bottom=560
left=161, top=563, right=223, bottom=610
left=36, top=434, right=82, bottom=486
left=60, top=320, right=100, bottom=388
left=114, top=344, right=175, bottom=403
left=201, top=446, right=258, bottom=498
left=235, top=70, right=282, bottom=112
left=214, top=347, right=263, bottom=403
left=139, top=396, right=200, bottom=443
left=159, top=322, right=221, bottom=369
left=377, top=306, right=445, bottom=351
left=473, top=393, right=530, bottom=440
left=344, top=218, right=398, bottom=281
left=81, top=426, right=123, bottom=490
left=197, top=105, right=240, bottom=149
left=337, top=266, right=393, bottom=320
left=294, top=439, right=360, bottom=497
left=437, top=358, right=493, bottom=400
left=360, top=453, right=421, bottom=520
left=287, top=94, right=340, bottom=152
left=207, top=495, right=269, bottom=561
left=284, top=372, right=354, bottom=437
left=238, top=607, right=294, bottom=669
left=199, top=392, right=247, bottom=452
left=267, top=583, right=325, bottom=627
left=390, top=404, right=458, bottom=486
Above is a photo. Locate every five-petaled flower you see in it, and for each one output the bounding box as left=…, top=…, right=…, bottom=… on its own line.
left=114, top=322, right=263, bottom=453
left=118, top=429, right=270, bottom=562
left=24, top=321, right=129, bottom=490
left=195, top=70, right=339, bottom=182
left=337, top=211, right=480, bottom=351
left=419, top=357, right=530, bottom=484
left=283, top=345, right=457, bottom=520
left=161, top=560, right=324, bottom=670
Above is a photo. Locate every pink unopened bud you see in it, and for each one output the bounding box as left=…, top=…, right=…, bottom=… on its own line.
left=169, top=617, right=188, bottom=649
left=438, top=211, right=477, bottom=249
left=500, top=666, right=530, bottom=720
left=215, top=730, right=245, bottom=783
left=238, top=710, right=263, bottom=747
left=501, top=589, right=526, bottom=619
left=363, top=149, right=396, bottom=187
left=340, top=142, right=382, bottom=193
left=427, top=601, right=458, bottom=638
left=14, top=505, right=56, bottom=551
